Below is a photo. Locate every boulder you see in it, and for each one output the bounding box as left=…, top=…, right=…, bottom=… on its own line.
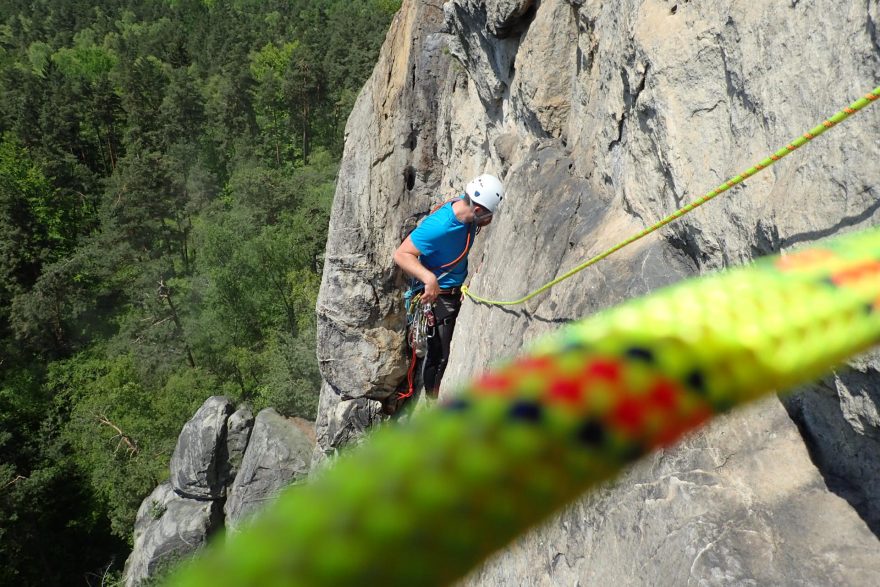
left=224, top=408, right=315, bottom=532
left=123, top=483, right=221, bottom=587
left=169, top=396, right=233, bottom=499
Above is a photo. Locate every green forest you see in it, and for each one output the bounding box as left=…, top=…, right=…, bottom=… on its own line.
left=0, top=0, right=398, bottom=583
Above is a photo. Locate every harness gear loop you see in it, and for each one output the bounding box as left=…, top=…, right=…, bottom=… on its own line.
left=399, top=294, right=435, bottom=399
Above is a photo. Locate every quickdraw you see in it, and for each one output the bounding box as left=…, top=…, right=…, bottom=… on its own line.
left=399, top=292, right=435, bottom=399
left=406, top=294, right=434, bottom=359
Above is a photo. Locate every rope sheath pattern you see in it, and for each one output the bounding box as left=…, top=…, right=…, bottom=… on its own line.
left=171, top=227, right=880, bottom=587
left=462, top=86, right=880, bottom=306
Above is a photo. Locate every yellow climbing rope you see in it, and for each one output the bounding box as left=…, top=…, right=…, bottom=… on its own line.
left=169, top=226, right=880, bottom=587
left=462, top=85, right=880, bottom=306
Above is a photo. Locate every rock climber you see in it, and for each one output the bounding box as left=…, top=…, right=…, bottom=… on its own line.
left=393, top=173, right=505, bottom=400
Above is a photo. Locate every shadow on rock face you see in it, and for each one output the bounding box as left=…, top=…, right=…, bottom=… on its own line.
left=780, top=190, right=880, bottom=250
left=782, top=367, right=880, bottom=538
left=462, top=299, right=580, bottom=325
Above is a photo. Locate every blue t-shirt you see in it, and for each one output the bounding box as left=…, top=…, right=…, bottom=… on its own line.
left=410, top=200, right=475, bottom=288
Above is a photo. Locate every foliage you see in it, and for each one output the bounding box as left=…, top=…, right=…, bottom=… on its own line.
left=0, top=365, right=129, bottom=586
left=0, top=0, right=398, bottom=581
left=49, top=352, right=213, bottom=537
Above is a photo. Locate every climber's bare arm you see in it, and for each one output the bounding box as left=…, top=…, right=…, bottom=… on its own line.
left=393, top=236, right=440, bottom=303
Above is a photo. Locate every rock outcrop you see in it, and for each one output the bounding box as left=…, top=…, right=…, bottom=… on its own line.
left=170, top=396, right=234, bottom=499
left=124, top=398, right=313, bottom=586
left=123, top=482, right=222, bottom=586
left=471, top=399, right=880, bottom=585
left=311, top=380, right=384, bottom=466
left=315, top=0, right=880, bottom=583
left=225, top=409, right=315, bottom=532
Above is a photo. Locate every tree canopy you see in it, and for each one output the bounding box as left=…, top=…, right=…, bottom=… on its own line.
left=0, top=0, right=398, bottom=583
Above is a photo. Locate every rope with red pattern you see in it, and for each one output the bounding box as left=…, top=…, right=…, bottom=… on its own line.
left=171, top=226, right=880, bottom=587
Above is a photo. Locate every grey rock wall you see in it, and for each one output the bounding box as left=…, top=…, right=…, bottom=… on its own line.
left=123, top=482, right=222, bottom=587
left=315, top=0, right=880, bottom=583
left=314, top=0, right=453, bottom=454
left=221, top=405, right=255, bottom=492
left=225, top=409, right=315, bottom=533
left=124, top=399, right=312, bottom=586
left=170, top=396, right=234, bottom=499
left=783, top=356, right=880, bottom=537
left=471, top=399, right=879, bottom=586
left=311, top=380, right=383, bottom=468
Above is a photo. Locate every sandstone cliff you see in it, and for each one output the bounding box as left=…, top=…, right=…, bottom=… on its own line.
left=315, top=0, right=880, bottom=583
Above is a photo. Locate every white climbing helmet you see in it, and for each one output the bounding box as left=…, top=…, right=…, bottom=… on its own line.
left=465, top=174, right=504, bottom=214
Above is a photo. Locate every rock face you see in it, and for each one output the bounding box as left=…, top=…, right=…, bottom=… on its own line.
left=221, top=405, right=255, bottom=491
left=124, top=399, right=312, bottom=586
left=311, top=380, right=383, bottom=468
left=782, top=355, right=880, bottom=536
left=225, top=409, right=315, bottom=532
left=170, top=396, right=234, bottom=499
left=123, top=482, right=222, bottom=587
left=315, top=0, right=880, bottom=583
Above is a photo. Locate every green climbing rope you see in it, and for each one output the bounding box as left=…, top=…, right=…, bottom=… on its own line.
left=462, top=86, right=880, bottom=306
left=169, top=226, right=880, bottom=587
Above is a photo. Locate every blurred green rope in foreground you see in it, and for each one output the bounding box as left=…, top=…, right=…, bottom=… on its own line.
left=170, top=227, right=880, bottom=587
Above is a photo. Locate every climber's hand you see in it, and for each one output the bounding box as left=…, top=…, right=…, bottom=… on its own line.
left=422, top=275, right=440, bottom=304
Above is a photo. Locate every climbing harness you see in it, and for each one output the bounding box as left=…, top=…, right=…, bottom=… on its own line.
left=462, top=85, right=880, bottom=306
left=170, top=226, right=880, bottom=587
